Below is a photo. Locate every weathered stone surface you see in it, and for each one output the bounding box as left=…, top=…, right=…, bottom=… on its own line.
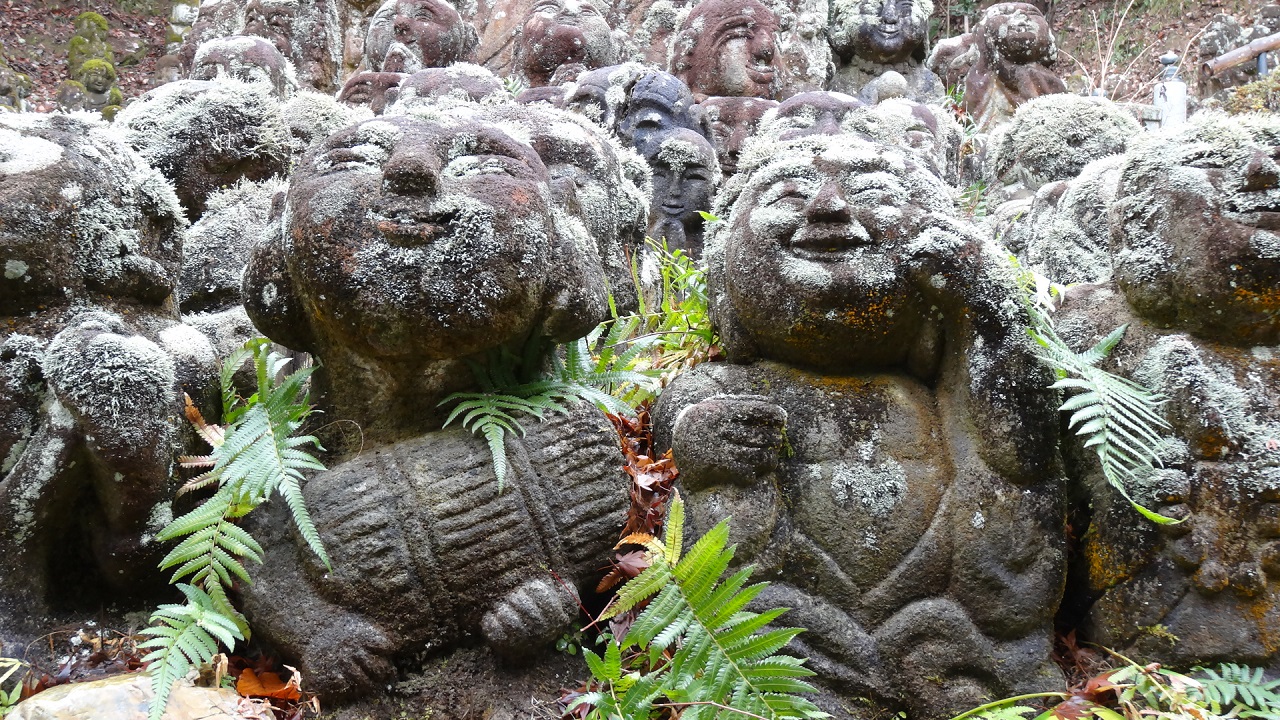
left=564, top=64, right=709, bottom=154
left=116, top=79, right=291, bottom=220
left=669, top=0, right=780, bottom=100
left=644, top=127, right=717, bottom=256
left=931, top=3, right=1065, bottom=132
left=516, top=0, right=617, bottom=88
left=697, top=95, right=777, bottom=177
left=0, top=113, right=218, bottom=645
left=654, top=132, right=1066, bottom=718
left=828, top=0, right=943, bottom=103
left=237, top=108, right=632, bottom=697
left=178, top=179, right=279, bottom=314
left=7, top=673, right=248, bottom=720
left=337, top=70, right=405, bottom=112
left=394, top=63, right=506, bottom=105
left=189, top=35, right=299, bottom=98
left=1051, top=111, right=1280, bottom=669
left=363, top=0, right=478, bottom=72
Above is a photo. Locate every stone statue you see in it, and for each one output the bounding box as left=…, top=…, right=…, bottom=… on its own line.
left=167, top=0, right=201, bottom=54
left=0, top=45, right=31, bottom=113
left=77, top=59, right=125, bottom=117
left=242, top=0, right=343, bottom=93
left=829, top=0, right=943, bottom=103
left=393, top=64, right=506, bottom=106
left=0, top=113, right=219, bottom=646
left=653, top=132, right=1066, bottom=718
left=189, top=35, right=298, bottom=98
left=565, top=64, right=709, bottom=155
left=698, top=96, right=777, bottom=176
left=243, top=0, right=297, bottom=57
left=644, top=128, right=719, bottom=257
left=1052, top=112, right=1280, bottom=669
left=936, top=3, right=1065, bottom=132
left=669, top=0, right=780, bottom=100
left=363, top=0, right=478, bottom=73
left=67, top=12, right=115, bottom=79
left=756, top=89, right=866, bottom=140
left=236, top=110, right=631, bottom=697
left=516, top=0, right=616, bottom=88
left=337, top=70, right=405, bottom=113
left=116, top=78, right=291, bottom=219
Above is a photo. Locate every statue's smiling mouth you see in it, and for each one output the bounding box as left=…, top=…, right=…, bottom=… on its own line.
left=372, top=207, right=459, bottom=244
left=746, top=64, right=775, bottom=84
left=789, top=223, right=874, bottom=260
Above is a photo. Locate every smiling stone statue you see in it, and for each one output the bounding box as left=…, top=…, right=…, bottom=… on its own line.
left=363, top=0, right=478, bottom=73
left=829, top=0, right=943, bottom=102
left=654, top=132, right=1066, bottom=717
left=237, top=108, right=636, bottom=698
left=669, top=0, right=781, bottom=100
left=516, top=0, right=616, bottom=87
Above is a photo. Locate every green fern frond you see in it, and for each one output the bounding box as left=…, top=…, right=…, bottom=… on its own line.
left=1192, top=663, right=1280, bottom=718
left=1025, top=294, right=1174, bottom=524
left=140, top=584, right=245, bottom=720
left=590, top=495, right=825, bottom=720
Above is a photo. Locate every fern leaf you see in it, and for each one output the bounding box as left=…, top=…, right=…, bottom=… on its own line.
left=279, top=476, right=331, bottom=570
left=142, top=585, right=245, bottom=720
left=481, top=422, right=510, bottom=491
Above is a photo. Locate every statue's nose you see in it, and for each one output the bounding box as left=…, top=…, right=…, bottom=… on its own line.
left=383, top=145, right=441, bottom=196
left=806, top=181, right=851, bottom=222
left=881, top=0, right=900, bottom=23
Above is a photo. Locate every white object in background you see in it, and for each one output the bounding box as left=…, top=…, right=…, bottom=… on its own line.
left=1155, top=50, right=1187, bottom=129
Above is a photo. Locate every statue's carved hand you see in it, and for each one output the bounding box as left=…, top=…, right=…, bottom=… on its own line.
left=671, top=394, right=787, bottom=489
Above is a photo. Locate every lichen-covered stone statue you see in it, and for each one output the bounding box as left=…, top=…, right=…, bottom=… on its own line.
left=241, top=0, right=343, bottom=94
left=829, top=0, right=943, bottom=103
left=363, top=0, right=478, bottom=73
left=935, top=3, right=1065, bottom=132
left=393, top=63, right=506, bottom=106
left=337, top=70, right=405, bottom=113
left=189, top=35, right=299, bottom=98
left=669, top=0, right=780, bottom=101
left=0, top=113, right=218, bottom=645
left=565, top=64, right=709, bottom=155
left=644, top=128, right=719, bottom=257
left=116, top=78, right=291, bottom=219
left=756, top=89, right=866, bottom=141
left=653, top=132, right=1066, bottom=717
left=698, top=96, right=777, bottom=177
left=76, top=58, right=125, bottom=117
left=1050, top=112, right=1280, bottom=669
left=516, top=0, right=616, bottom=88
left=237, top=109, right=630, bottom=697
left=0, top=45, right=31, bottom=113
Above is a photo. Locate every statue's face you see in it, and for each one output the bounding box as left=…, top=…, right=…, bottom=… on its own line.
left=649, top=134, right=715, bottom=230
left=767, top=91, right=864, bottom=141
left=243, top=0, right=297, bottom=56
left=983, top=4, right=1053, bottom=64
left=723, top=137, right=946, bottom=367
left=1115, top=119, right=1280, bottom=345
left=617, top=75, right=700, bottom=154
left=681, top=4, right=778, bottom=98
left=338, top=71, right=404, bottom=114
left=285, top=116, right=557, bottom=360
left=190, top=37, right=292, bottom=97
left=519, top=0, right=614, bottom=84
left=366, top=0, right=470, bottom=73
left=700, top=97, right=776, bottom=175
left=830, top=0, right=929, bottom=64
left=82, top=66, right=112, bottom=94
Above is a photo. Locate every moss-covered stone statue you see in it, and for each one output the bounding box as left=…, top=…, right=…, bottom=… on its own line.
left=0, top=113, right=219, bottom=648
left=236, top=106, right=640, bottom=698
left=1056, top=111, right=1280, bottom=670
left=75, top=58, right=125, bottom=117
left=67, top=12, right=115, bottom=79
left=653, top=132, right=1067, bottom=718
left=829, top=0, right=943, bottom=103
left=0, top=44, right=32, bottom=113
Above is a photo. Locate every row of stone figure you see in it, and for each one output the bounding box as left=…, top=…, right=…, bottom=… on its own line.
left=1, top=48, right=1279, bottom=720
left=168, top=0, right=1064, bottom=124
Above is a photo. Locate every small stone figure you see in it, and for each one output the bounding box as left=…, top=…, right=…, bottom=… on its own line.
left=698, top=96, right=777, bottom=176
left=153, top=54, right=183, bottom=86
left=1053, top=112, right=1280, bottom=668
left=243, top=0, right=343, bottom=94
left=337, top=70, right=405, bottom=113
left=669, top=0, right=780, bottom=100
left=0, top=113, right=219, bottom=645
left=393, top=63, right=506, bottom=106
left=756, top=90, right=865, bottom=141
left=76, top=58, right=125, bottom=116
left=940, top=3, right=1065, bottom=132
left=54, top=80, right=88, bottom=112
left=167, top=0, right=201, bottom=54
left=516, top=0, right=616, bottom=88
left=566, top=64, right=708, bottom=155
left=189, top=35, right=298, bottom=98
left=0, top=47, right=31, bottom=113
left=654, top=132, right=1066, bottom=718
left=363, top=0, right=478, bottom=73
left=644, top=128, right=719, bottom=257
left=67, top=12, right=115, bottom=79
left=237, top=110, right=630, bottom=697
left=829, top=0, right=943, bottom=103
left=243, top=0, right=297, bottom=57
left=116, top=79, right=291, bottom=219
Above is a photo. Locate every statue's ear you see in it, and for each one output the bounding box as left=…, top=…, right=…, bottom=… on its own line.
left=241, top=192, right=316, bottom=352
left=538, top=209, right=611, bottom=343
